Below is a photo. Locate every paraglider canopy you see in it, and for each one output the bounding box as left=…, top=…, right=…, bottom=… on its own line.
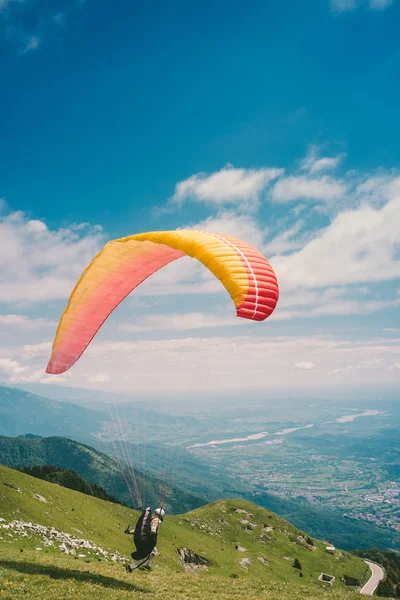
left=46, top=229, right=279, bottom=374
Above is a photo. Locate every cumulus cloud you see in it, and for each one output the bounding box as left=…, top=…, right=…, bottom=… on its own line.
left=170, top=165, right=283, bottom=211
left=106, top=169, right=400, bottom=322
left=273, top=177, right=400, bottom=289
left=148, top=166, right=400, bottom=321
left=270, top=175, right=347, bottom=204
left=271, top=146, right=347, bottom=205
left=0, top=211, right=103, bottom=304
left=1, top=151, right=400, bottom=398
left=0, top=358, right=29, bottom=379
left=0, top=355, right=71, bottom=384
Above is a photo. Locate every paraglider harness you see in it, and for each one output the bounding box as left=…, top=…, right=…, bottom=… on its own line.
left=125, top=507, right=164, bottom=568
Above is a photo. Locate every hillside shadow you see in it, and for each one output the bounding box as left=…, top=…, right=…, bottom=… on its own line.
left=0, top=560, right=150, bottom=593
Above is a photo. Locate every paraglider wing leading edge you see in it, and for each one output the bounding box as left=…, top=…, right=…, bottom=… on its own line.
left=46, top=230, right=279, bottom=375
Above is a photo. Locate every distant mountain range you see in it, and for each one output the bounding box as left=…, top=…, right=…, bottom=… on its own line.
left=9, top=382, right=135, bottom=406
left=1, top=384, right=196, bottom=441
left=0, top=385, right=105, bottom=439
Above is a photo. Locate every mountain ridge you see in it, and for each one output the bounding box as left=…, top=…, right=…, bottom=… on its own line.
left=0, top=434, right=204, bottom=514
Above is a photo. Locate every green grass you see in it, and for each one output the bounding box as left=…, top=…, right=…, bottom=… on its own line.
left=0, top=465, right=378, bottom=599
left=0, top=551, right=374, bottom=600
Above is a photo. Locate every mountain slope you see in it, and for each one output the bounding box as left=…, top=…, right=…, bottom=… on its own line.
left=0, top=385, right=105, bottom=439
left=0, top=465, right=371, bottom=600
left=9, top=383, right=200, bottom=440
left=2, top=385, right=397, bottom=552
left=1, top=431, right=398, bottom=552
left=0, top=435, right=204, bottom=514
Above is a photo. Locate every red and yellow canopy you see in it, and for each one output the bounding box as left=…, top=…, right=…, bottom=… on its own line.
left=46, top=230, right=279, bottom=374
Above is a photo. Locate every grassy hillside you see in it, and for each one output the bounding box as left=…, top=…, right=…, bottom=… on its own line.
left=0, top=435, right=204, bottom=514
left=0, top=465, right=374, bottom=599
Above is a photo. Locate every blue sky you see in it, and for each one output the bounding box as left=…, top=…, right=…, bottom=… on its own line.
left=0, top=0, right=399, bottom=396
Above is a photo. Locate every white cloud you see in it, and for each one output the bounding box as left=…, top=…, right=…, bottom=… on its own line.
left=309, top=157, right=342, bottom=173
left=270, top=175, right=347, bottom=204
left=171, top=165, right=283, bottom=211
left=0, top=314, right=55, bottom=331
left=294, top=361, right=315, bottom=370
left=191, top=211, right=267, bottom=248
left=2, top=151, right=400, bottom=399
left=0, top=358, right=29, bottom=379
left=355, top=174, right=395, bottom=205
left=0, top=211, right=103, bottom=304
left=0, top=356, right=71, bottom=384
left=301, top=146, right=345, bottom=174
left=270, top=286, right=400, bottom=322
left=310, top=296, right=400, bottom=316
left=264, top=221, right=304, bottom=255
left=22, top=343, right=53, bottom=360
left=273, top=178, right=400, bottom=289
